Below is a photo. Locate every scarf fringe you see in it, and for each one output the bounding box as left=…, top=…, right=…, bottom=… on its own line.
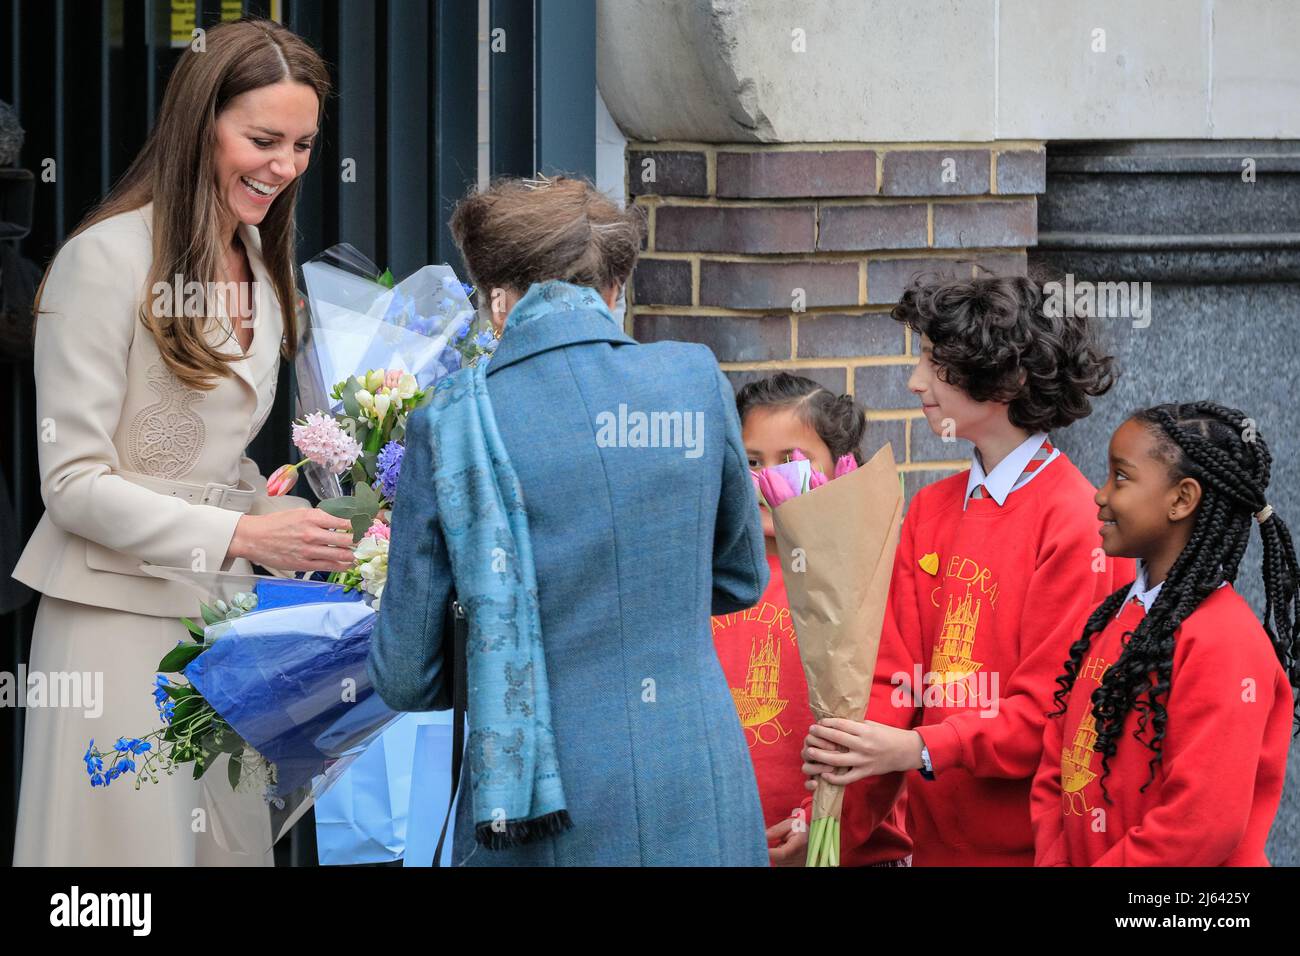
left=475, top=810, right=574, bottom=851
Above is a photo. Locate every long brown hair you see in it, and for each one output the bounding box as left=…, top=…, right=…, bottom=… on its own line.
left=35, top=16, right=330, bottom=390
left=448, top=175, right=644, bottom=299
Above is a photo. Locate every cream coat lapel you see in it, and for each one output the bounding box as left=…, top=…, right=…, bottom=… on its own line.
left=203, top=221, right=282, bottom=417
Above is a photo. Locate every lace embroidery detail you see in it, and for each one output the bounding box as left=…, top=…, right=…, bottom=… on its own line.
left=125, top=363, right=206, bottom=478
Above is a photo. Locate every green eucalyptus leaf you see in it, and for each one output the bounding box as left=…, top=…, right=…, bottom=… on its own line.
left=342, top=389, right=361, bottom=421
left=319, top=496, right=359, bottom=518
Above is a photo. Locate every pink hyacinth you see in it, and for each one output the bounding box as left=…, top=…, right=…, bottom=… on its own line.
left=365, top=519, right=391, bottom=541
left=291, top=412, right=363, bottom=476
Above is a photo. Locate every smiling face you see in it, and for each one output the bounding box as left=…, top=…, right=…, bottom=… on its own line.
left=743, top=405, right=834, bottom=537
left=910, top=333, right=1008, bottom=441
left=213, top=80, right=319, bottom=230
left=1095, top=418, right=1202, bottom=571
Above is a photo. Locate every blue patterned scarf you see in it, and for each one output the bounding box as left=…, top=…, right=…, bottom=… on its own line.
left=425, top=280, right=612, bottom=848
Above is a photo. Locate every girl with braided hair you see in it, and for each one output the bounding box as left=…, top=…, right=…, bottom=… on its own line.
left=1031, top=402, right=1299, bottom=866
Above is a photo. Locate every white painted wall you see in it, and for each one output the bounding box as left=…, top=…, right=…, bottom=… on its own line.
left=597, top=0, right=1300, bottom=143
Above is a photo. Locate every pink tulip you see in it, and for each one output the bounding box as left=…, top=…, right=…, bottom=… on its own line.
left=756, top=467, right=797, bottom=510
left=834, top=454, right=858, bottom=477
left=809, top=468, right=828, bottom=490
left=267, top=463, right=299, bottom=497
left=790, top=448, right=808, bottom=461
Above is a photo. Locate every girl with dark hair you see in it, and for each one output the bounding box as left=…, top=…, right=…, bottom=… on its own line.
left=711, top=374, right=909, bottom=866
left=1032, top=402, right=1298, bottom=866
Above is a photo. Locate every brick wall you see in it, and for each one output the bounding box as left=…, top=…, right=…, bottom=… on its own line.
left=626, top=143, right=1046, bottom=497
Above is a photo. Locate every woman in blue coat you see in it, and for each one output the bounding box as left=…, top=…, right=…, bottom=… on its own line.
left=367, top=176, right=770, bottom=866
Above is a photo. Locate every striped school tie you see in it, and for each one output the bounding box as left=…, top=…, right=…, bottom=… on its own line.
left=970, top=439, right=1055, bottom=500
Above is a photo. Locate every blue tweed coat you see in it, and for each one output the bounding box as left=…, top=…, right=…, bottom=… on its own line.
left=367, top=305, right=770, bottom=866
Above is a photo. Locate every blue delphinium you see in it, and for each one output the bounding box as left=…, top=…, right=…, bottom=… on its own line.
left=84, top=740, right=105, bottom=787
left=375, top=440, right=405, bottom=501
left=115, top=737, right=152, bottom=757
left=475, top=330, right=496, bottom=350
left=153, top=674, right=176, bottom=723
left=452, top=317, right=471, bottom=343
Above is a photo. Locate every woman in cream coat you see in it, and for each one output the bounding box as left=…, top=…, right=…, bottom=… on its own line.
left=11, top=19, right=355, bottom=866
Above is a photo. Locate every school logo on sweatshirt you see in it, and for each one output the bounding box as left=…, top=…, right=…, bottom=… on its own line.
left=1062, top=712, right=1100, bottom=796
left=927, top=587, right=986, bottom=707
left=714, top=601, right=799, bottom=748
left=1062, top=654, right=1110, bottom=815
left=925, top=555, right=998, bottom=704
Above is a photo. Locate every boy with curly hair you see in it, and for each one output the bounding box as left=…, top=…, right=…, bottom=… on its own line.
left=801, top=272, right=1133, bottom=866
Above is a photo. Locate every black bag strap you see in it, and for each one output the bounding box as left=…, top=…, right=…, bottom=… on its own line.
left=432, top=597, right=467, bottom=867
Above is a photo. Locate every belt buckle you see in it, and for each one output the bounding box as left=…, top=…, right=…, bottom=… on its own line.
left=200, top=482, right=227, bottom=508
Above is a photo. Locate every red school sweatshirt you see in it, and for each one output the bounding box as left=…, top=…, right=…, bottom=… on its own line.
left=1030, top=587, right=1293, bottom=866
left=839, top=451, right=1133, bottom=866
left=713, top=552, right=909, bottom=864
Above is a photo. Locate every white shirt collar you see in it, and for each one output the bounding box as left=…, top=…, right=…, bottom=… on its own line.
left=963, top=432, right=1050, bottom=509
left=1121, top=560, right=1165, bottom=615
left=1117, top=559, right=1229, bottom=618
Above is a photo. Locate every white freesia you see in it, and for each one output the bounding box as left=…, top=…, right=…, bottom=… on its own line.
left=394, top=372, right=418, bottom=401
left=354, top=534, right=389, bottom=605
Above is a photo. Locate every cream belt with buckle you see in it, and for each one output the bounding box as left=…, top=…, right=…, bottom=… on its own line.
left=117, top=470, right=258, bottom=514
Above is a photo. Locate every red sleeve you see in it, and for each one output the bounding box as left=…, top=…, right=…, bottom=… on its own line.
left=1031, top=710, right=1070, bottom=866
left=917, top=511, right=1114, bottom=778
left=1092, top=619, right=1282, bottom=867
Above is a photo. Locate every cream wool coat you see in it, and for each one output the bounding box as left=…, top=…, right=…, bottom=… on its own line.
left=12, top=204, right=310, bottom=866
left=13, top=203, right=310, bottom=614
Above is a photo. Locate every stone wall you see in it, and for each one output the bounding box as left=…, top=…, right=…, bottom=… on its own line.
left=598, top=0, right=1300, bottom=143
left=627, top=142, right=1045, bottom=495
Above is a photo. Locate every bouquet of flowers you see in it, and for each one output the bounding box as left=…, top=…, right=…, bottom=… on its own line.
left=265, top=244, right=498, bottom=602
left=753, top=444, right=904, bottom=867
left=83, top=246, right=495, bottom=854
left=84, top=570, right=391, bottom=854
